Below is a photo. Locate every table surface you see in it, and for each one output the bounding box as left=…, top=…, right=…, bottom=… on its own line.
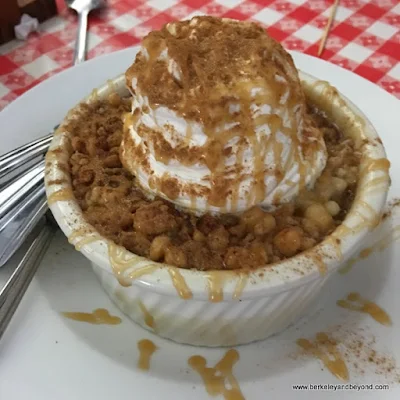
left=0, top=0, right=399, bottom=110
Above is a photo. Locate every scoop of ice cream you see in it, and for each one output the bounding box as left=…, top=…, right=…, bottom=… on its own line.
left=121, top=16, right=327, bottom=215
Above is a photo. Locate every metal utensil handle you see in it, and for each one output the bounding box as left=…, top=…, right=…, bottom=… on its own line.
left=0, top=133, right=52, bottom=179
left=0, top=161, right=45, bottom=220
left=0, top=189, right=48, bottom=267
left=74, top=9, right=89, bottom=65
left=0, top=221, right=53, bottom=340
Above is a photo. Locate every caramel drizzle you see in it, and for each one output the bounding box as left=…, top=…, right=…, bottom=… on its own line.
left=339, top=225, right=400, bottom=275
left=89, top=88, right=99, bottom=102
left=168, top=268, right=193, bottom=299
left=363, top=176, right=390, bottom=194
left=231, top=141, right=245, bottom=213
left=107, top=244, right=247, bottom=303
left=185, top=123, right=193, bottom=145
left=68, top=229, right=102, bottom=251
left=352, top=200, right=380, bottom=231
left=310, top=252, right=327, bottom=276
left=190, top=194, right=197, bottom=211
left=213, top=81, right=316, bottom=212
left=337, top=292, right=392, bottom=326
left=123, top=112, right=134, bottom=133
left=297, top=332, right=349, bottom=381
left=232, top=273, right=248, bottom=300
left=106, top=79, right=117, bottom=92
left=359, top=158, right=390, bottom=194
left=137, top=339, right=158, bottom=371
left=68, top=228, right=89, bottom=242
left=47, top=188, right=74, bottom=205
left=108, top=242, right=158, bottom=287
left=126, top=264, right=158, bottom=282
left=45, top=149, right=62, bottom=162
left=188, top=349, right=244, bottom=400
left=205, top=272, right=225, bottom=302
left=108, top=244, right=250, bottom=303
left=62, top=308, right=121, bottom=325
left=138, top=301, right=155, bottom=330
left=360, top=157, right=390, bottom=177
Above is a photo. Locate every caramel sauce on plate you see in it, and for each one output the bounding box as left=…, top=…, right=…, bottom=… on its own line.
left=339, top=258, right=357, bottom=275
left=337, top=292, right=392, bottom=326
left=188, top=349, right=244, bottom=400
left=297, top=332, right=349, bottom=381
left=62, top=308, right=121, bottom=325
left=359, top=247, right=373, bottom=259
left=137, top=339, right=157, bottom=371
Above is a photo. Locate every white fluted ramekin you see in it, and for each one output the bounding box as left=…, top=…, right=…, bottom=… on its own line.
left=45, top=72, right=390, bottom=347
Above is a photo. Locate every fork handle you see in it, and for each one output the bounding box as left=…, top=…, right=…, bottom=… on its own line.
left=0, top=189, right=48, bottom=267
left=0, top=161, right=45, bottom=220
left=0, top=220, right=53, bottom=340
left=0, top=133, right=52, bottom=179
left=74, top=9, right=89, bottom=65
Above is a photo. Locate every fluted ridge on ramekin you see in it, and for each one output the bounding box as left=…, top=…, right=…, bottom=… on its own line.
left=94, top=264, right=329, bottom=346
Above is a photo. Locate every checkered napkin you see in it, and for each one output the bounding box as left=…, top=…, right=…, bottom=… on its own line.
left=0, top=0, right=399, bottom=110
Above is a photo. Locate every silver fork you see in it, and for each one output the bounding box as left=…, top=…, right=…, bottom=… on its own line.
left=0, top=132, right=54, bottom=267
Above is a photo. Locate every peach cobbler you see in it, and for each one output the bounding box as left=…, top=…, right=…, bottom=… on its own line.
left=66, top=17, right=361, bottom=271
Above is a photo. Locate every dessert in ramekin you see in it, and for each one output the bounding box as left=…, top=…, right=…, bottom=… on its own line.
left=45, top=17, right=390, bottom=346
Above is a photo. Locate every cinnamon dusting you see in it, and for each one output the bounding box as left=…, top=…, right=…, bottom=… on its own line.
left=297, top=332, right=349, bottom=381
left=124, top=17, right=327, bottom=213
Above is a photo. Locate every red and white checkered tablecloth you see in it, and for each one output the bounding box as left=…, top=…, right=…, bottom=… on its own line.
left=0, top=0, right=399, bottom=110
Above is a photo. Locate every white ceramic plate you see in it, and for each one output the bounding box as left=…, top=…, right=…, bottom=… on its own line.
left=0, top=48, right=400, bottom=400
